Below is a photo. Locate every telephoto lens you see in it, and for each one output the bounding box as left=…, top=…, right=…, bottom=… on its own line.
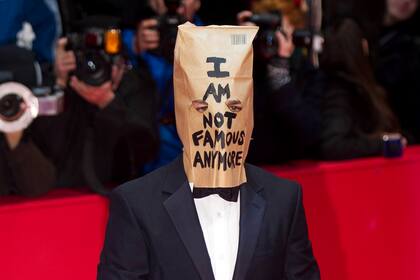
left=248, top=11, right=282, bottom=60
left=77, top=50, right=111, bottom=86
left=249, top=12, right=282, bottom=27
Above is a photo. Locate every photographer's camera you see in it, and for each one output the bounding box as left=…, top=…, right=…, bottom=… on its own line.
left=149, top=0, right=186, bottom=62
left=0, top=46, right=63, bottom=133
left=66, top=25, right=122, bottom=86
left=248, top=11, right=313, bottom=60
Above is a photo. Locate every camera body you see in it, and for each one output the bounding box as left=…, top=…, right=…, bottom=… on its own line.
left=249, top=12, right=282, bottom=61
left=249, top=11, right=313, bottom=60
left=66, top=26, right=122, bottom=86
left=151, top=0, right=186, bottom=62
left=0, top=46, right=63, bottom=133
left=0, top=83, right=64, bottom=133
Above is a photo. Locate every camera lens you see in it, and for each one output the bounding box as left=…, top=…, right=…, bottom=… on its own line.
left=85, top=52, right=106, bottom=77
left=250, top=12, right=282, bottom=61
left=0, top=93, right=23, bottom=119
left=76, top=51, right=111, bottom=86
left=87, top=58, right=99, bottom=74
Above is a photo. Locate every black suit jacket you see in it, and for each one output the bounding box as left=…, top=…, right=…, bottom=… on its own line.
left=97, top=157, right=320, bottom=280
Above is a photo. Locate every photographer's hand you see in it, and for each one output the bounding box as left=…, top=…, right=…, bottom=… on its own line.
left=70, top=77, right=115, bottom=109
left=276, top=16, right=295, bottom=58
left=5, top=131, right=23, bottom=150
left=237, top=10, right=254, bottom=26
left=382, top=133, right=408, bottom=148
left=55, top=38, right=76, bottom=87
left=135, top=19, right=159, bottom=53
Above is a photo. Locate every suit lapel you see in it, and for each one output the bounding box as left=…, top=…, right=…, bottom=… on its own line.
left=162, top=157, right=215, bottom=280
left=233, top=177, right=266, bottom=280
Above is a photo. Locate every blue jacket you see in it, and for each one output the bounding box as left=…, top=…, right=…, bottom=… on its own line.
left=0, top=0, right=57, bottom=62
left=122, top=17, right=203, bottom=172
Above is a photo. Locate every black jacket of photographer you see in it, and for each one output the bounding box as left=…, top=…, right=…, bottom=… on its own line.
left=375, top=17, right=420, bottom=144
left=319, top=74, right=388, bottom=160
left=248, top=54, right=324, bottom=164
left=30, top=65, right=158, bottom=190
left=0, top=133, right=56, bottom=196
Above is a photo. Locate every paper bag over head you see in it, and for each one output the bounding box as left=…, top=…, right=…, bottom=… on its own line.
left=174, top=22, right=258, bottom=188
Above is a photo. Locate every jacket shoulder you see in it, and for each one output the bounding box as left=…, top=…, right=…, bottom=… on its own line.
left=111, top=162, right=170, bottom=201
left=245, top=163, right=301, bottom=197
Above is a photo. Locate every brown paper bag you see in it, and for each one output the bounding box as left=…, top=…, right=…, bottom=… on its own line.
left=174, top=22, right=258, bottom=188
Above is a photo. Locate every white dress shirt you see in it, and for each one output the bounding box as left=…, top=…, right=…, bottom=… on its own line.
left=189, top=183, right=240, bottom=280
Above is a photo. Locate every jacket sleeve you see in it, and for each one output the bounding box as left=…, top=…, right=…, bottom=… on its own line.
left=93, top=69, right=159, bottom=166
left=265, top=60, right=324, bottom=158
left=1, top=135, right=55, bottom=197
left=285, top=184, right=321, bottom=280
left=97, top=190, right=150, bottom=280
left=320, top=88, right=383, bottom=160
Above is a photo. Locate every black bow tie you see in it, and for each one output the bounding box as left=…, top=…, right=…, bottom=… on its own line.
left=192, top=187, right=241, bottom=202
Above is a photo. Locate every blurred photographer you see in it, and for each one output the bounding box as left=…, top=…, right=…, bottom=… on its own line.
left=375, top=0, right=420, bottom=144
left=37, top=16, right=158, bottom=192
left=122, top=0, right=202, bottom=172
left=131, top=0, right=202, bottom=60
left=0, top=0, right=60, bottom=63
left=320, top=18, right=405, bottom=160
left=237, top=0, right=325, bottom=164
left=0, top=46, right=55, bottom=196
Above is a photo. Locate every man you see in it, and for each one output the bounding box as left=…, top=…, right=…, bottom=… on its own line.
left=32, top=16, right=158, bottom=191
left=122, top=0, right=203, bottom=172
left=98, top=23, right=320, bottom=279
left=375, top=0, right=420, bottom=144
left=0, top=46, right=55, bottom=196
left=237, top=8, right=324, bottom=164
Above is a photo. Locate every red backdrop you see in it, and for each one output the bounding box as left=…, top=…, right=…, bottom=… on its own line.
left=1, top=147, right=420, bottom=280
left=266, top=147, right=420, bottom=280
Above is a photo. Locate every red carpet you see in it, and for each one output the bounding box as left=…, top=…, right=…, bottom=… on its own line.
left=1, top=147, right=420, bottom=280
